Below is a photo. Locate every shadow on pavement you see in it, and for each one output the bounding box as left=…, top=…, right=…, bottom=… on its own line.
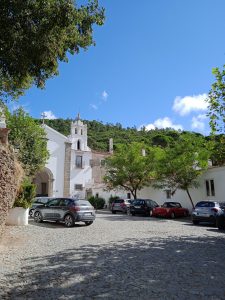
left=29, top=219, right=88, bottom=229
left=2, top=235, right=225, bottom=299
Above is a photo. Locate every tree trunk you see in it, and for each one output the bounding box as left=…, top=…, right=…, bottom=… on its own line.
left=186, top=188, right=195, bottom=209
left=131, top=189, right=137, bottom=199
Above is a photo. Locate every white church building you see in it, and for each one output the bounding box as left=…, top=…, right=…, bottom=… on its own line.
left=33, top=115, right=225, bottom=211
left=34, top=114, right=111, bottom=200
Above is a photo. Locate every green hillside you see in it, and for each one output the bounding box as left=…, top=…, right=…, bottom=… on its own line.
left=39, top=118, right=205, bottom=152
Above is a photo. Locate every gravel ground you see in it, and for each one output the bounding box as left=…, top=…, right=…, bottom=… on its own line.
left=0, top=211, right=225, bottom=300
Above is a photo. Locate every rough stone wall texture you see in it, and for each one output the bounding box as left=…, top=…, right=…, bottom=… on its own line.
left=0, top=145, right=23, bottom=238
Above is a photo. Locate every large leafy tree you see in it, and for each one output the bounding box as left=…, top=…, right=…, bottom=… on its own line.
left=154, top=135, right=211, bottom=208
left=0, top=0, right=104, bottom=101
left=104, top=142, right=163, bottom=199
left=6, top=107, right=49, bottom=177
left=207, top=67, right=225, bottom=133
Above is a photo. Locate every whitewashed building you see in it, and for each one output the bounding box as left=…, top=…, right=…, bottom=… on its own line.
left=33, top=115, right=225, bottom=211
left=34, top=114, right=108, bottom=200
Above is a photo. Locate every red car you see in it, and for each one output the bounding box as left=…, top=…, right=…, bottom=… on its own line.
left=152, top=202, right=189, bottom=218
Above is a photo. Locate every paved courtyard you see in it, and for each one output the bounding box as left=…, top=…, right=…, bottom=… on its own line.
left=0, top=211, right=225, bottom=299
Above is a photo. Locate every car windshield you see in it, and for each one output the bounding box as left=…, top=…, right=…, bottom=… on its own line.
left=34, top=198, right=52, bottom=204
left=132, top=200, right=145, bottom=205
left=114, top=199, right=124, bottom=203
left=162, top=202, right=181, bottom=208
left=75, top=200, right=91, bottom=206
left=195, top=201, right=215, bottom=208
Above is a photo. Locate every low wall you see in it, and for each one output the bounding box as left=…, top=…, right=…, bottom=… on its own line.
left=0, top=145, right=23, bottom=237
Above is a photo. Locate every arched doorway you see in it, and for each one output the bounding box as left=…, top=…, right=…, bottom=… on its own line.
left=33, top=167, right=54, bottom=197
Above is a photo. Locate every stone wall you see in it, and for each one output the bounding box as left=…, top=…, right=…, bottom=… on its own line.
left=0, top=145, right=23, bottom=237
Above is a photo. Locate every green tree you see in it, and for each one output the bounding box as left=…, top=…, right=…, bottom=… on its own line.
left=6, top=107, right=49, bottom=177
left=0, top=0, right=104, bottom=101
left=154, top=136, right=211, bottom=208
left=104, top=142, right=162, bottom=199
left=207, top=67, right=225, bottom=134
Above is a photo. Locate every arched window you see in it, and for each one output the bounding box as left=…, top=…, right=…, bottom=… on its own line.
left=77, top=140, right=81, bottom=150
left=75, top=128, right=77, bottom=134
left=81, top=129, right=83, bottom=135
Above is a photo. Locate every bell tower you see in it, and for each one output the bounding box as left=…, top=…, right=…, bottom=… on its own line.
left=70, top=113, right=88, bottom=151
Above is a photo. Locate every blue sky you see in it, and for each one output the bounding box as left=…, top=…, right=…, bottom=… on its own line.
left=15, top=0, right=225, bottom=134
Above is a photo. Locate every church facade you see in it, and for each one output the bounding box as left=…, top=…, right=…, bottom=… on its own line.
left=33, top=115, right=110, bottom=200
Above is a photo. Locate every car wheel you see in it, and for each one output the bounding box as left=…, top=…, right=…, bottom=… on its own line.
left=149, top=210, right=153, bottom=217
left=29, top=209, right=34, bottom=217
left=171, top=212, right=175, bottom=219
left=183, top=211, right=188, bottom=217
left=34, top=211, right=43, bottom=223
left=64, top=214, right=74, bottom=227
left=131, top=212, right=135, bottom=216
left=112, top=210, right=116, bottom=214
left=85, top=221, right=93, bottom=226
left=193, top=220, right=199, bottom=225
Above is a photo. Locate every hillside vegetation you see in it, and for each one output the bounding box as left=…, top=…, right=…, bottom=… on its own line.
left=39, top=118, right=205, bottom=151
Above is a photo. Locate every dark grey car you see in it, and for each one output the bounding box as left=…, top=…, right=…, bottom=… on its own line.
left=33, top=198, right=95, bottom=227
left=29, top=197, right=54, bottom=217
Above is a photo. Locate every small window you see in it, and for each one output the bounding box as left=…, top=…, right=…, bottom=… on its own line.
left=48, top=199, right=60, bottom=206
left=205, top=179, right=215, bottom=197
left=81, top=129, right=83, bottom=135
left=74, top=184, right=83, bottom=191
left=76, top=156, right=83, bottom=168
left=75, top=128, right=77, bottom=134
left=77, top=140, right=81, bottom=150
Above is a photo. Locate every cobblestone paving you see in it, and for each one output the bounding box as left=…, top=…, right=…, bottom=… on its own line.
left=1, top=211, right=225, bottom=299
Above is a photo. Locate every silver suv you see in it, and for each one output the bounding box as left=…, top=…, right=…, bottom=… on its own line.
left=111, top=199, right=132, bottom=214
left=192, top=201, right=224, bottom=225
left=34, top=198, right=95, bottom=227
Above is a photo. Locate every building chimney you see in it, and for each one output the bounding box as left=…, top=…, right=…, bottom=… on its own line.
left=109, top=138, right=113, bottom=154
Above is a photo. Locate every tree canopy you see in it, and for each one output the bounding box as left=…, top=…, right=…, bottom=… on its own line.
left=0, top=0, right=104, bottom=101
left=104, top=142, right=163, bottom=199
left=154, top=135, right=211, bottom=208
left=6, top=107, right=49, bottom=177
left=207, top=67, right=225, bottom=134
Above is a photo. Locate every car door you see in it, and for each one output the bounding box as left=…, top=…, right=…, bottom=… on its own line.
left=58, top=199, right=71, bottom=219
left=42, top=198, right=61, bottom=220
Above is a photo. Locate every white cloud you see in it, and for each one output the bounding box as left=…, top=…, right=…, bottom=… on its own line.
left=41, top=110, right=57, bottom=119
left=90, top=104, right=98, bottom=110
left=141, top=117, right=183, bottom=131
left=102, top=90, right=108, bottom=101
left=173, top=93, right=208, bottom=116
left=191, top=114, right=207, bottom=131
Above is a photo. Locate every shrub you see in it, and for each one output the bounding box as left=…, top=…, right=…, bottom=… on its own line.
left=13, top=178, right=36, bottom=209
left=88, top=196, right=105, bottom=209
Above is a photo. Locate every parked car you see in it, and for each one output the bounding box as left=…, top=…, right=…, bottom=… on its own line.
left=216, top=203, right=225, bottom=230
left=33, top=198, right=95, bottom=227
left=129, top=199, right=159, bottom=216
left=152, top=202, right=189, bottom=218
left=111, top=199, right=132, bottom=214
left=192, top=201, right=225, bottom=225
left=29, top=197, right=54, bottom=217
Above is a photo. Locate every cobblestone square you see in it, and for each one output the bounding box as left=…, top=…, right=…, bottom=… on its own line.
left=1, top=211, right=225, bottom=299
